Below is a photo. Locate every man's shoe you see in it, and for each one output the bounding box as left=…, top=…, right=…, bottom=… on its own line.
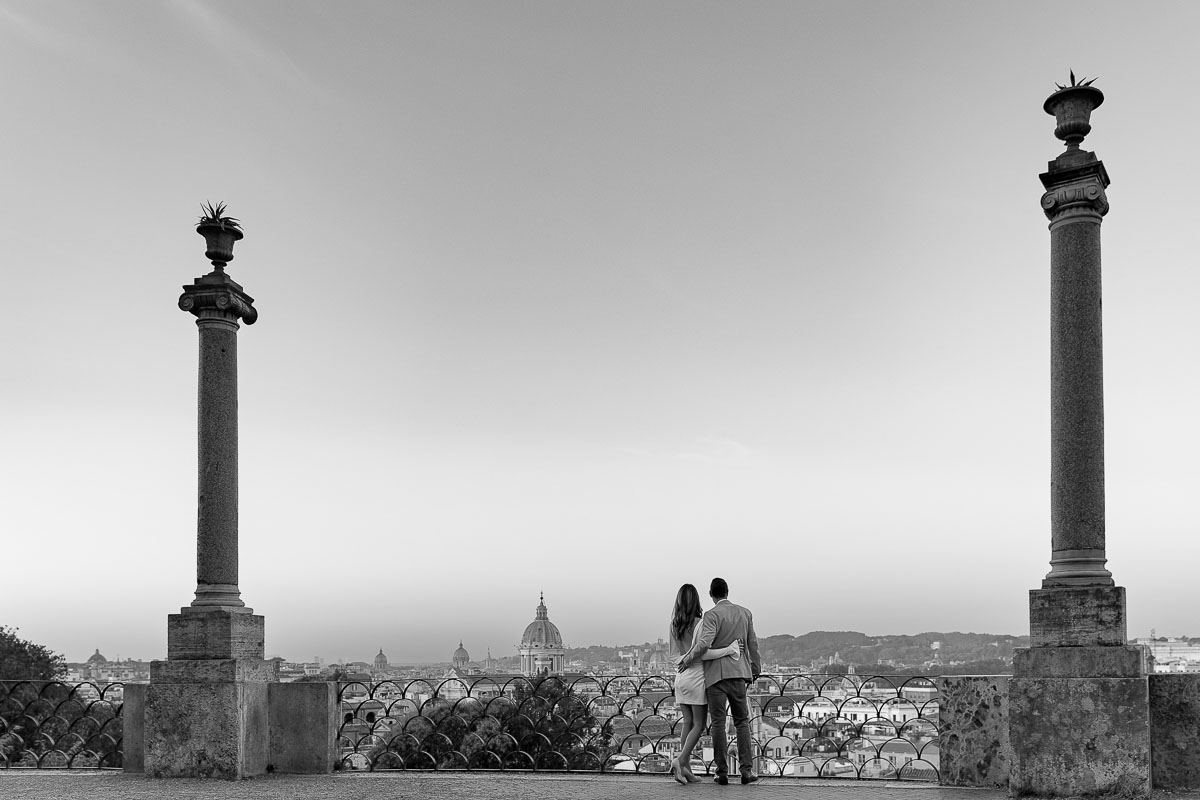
left=741, top=774, right=759, bottom=785
left=714, top=775, right=729, bottom=785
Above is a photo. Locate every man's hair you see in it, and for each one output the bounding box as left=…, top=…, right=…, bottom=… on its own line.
left=710, top=577, right=729, bottom=599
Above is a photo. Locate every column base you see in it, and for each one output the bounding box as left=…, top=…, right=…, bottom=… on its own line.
left=1043, top=548, right=1113, bottom=586
left=191, top=583, right=247, bottom=609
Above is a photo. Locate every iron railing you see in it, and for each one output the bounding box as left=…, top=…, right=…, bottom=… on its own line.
left=336, top=673, right=940, bottom=780
left=0, top=681, right=124, bottom=769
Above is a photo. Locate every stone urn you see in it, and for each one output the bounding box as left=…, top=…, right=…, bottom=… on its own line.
left=196, top=222, right=243, bottom=268
left=1044, top=84, right=1104, bottom=149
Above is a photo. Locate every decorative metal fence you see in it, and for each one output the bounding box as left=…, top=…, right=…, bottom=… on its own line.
left=337, top=673, right=940, bottom=780
left=0, top=681, right=124, bottom=769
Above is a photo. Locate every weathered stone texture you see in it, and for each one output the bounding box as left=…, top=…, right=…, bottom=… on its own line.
left=1009, top=676, right=1149, bottom=797
left=936, top=676, right=1011, bottom=787
left=1028, top=585, right=1126, bottom=647
left=1149, top=673, right=1200, bottom=789
left=196, top=322, right=240, bottom=592
left=121, top=683, right=146, bottom=774
left=167, top=610, right=265, bottom=660
left=1013, top=645, right=1144, bottom=678
left=144, top=680, right=269, bottom=779
left=1049, top=216, right=1106, bottom=558
left=268, top=682, right=338, bottom=774
left=151, top=658, right=277, bottom=684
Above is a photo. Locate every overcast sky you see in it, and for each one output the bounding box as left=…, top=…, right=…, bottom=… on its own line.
left=3, top=1, right=1200, bottom=665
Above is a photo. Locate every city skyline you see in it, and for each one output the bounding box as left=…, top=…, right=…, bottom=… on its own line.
left=5, top=2, right=1200, bottom=664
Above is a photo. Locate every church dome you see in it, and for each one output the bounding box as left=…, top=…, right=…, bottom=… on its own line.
left=373, top=648, right=388, bottom=669
left=87, top=648, right=107, bottom=664
left=453, top=642, right=470, bottom=661
left=520, top=593, right=563, bottom=648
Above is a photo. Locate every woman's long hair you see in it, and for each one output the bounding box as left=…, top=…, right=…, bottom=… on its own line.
left=671, top=584, right=703, bottom=643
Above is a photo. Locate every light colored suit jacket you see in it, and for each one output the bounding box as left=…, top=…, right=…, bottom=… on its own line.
left=681, top=599, right=761, bottom=686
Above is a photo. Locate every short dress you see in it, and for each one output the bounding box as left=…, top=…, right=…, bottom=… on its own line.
left=671, top=620, right=707, bottom=706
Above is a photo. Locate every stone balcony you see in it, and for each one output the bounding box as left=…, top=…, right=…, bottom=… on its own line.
left=8, top=671, right=1200, bottom=792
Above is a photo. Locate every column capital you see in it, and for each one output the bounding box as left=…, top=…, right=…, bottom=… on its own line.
left=1040, top=156, right=1110, bottom=226
left=179, top=271, right=258, bottom=326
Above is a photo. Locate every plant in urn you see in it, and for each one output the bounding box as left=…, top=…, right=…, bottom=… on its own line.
left=195, top=200, right=244, bottom=270
left=1044, top=70, right=1103, bottom=152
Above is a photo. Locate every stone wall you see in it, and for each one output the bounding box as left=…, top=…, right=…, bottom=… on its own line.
left=1149, top=673, right=1200, bottom=789
left=937, top=675, right=1011, bottom=787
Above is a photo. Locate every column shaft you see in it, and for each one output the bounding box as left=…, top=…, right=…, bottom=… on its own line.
left=1047, top=216, right=1111, bottom=585
left=194, top=314, right=243, bottom=606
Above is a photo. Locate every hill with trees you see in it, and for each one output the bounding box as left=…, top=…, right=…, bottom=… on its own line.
left=563, top=630, right=1028, bottom=673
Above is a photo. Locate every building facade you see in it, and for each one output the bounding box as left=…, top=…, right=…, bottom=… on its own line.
left=519, top=593, right=566, bottom=676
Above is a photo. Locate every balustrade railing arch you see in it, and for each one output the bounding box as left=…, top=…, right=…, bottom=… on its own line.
left=0, top=681, right=124, bottom=769
left=335, top=672, right=941, bottom=780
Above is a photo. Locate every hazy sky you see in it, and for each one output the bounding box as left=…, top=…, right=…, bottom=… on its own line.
left=3, top=1, right=1200, bottom=665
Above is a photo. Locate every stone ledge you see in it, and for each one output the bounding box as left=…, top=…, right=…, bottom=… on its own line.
left=1013, top=645, right=1145, bottom=678
left=150, top=658, right=278, bottom=684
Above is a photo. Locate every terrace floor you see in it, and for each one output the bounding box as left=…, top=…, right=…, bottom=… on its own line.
left=0, top=773, right=1010, bottom=800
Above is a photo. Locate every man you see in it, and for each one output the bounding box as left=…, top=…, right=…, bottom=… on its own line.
left=677, top=577, right=761, bottom=785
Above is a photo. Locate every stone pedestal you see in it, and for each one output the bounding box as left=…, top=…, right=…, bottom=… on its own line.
left=1028, top=585, right=1127, bottom=647
left=1009, top=676, right=1150, bottom=797
left=144, top=671, right=273, bottom=779
left=1011, top=613, right=1149, bottom=796
left=1010, top=589, right=1146, bottom=793
left=144, top=607, right=277, bottom=779
left=167, top=608, right=265, bottom=660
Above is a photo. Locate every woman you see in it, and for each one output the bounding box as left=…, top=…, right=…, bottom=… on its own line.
left=669, top=583, right=741, bottom=785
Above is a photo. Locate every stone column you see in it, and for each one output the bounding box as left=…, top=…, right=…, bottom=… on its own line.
left=143, top=216, right=277, bottom=779
left=1043, top=142, right=1111, bottom=589
left=189, top=269, right=254, bottom=608
left=1009, top=81, right=1150, bottom=797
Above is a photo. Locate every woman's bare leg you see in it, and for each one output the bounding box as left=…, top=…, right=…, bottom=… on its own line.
left=680, top=703, right=707, bottom=778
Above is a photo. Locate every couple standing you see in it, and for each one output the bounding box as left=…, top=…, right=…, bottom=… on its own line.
left=669, top=577, right=761, bottom=786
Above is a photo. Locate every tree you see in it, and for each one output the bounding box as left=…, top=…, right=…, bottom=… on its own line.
left=365, top=675, right=612, bottom=771
left=0, top=626, right=65, bottom=681
left=295, top=668, right=348, bottom=683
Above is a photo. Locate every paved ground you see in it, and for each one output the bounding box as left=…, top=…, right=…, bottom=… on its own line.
left=0, top=772, right=1010, bottom=800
